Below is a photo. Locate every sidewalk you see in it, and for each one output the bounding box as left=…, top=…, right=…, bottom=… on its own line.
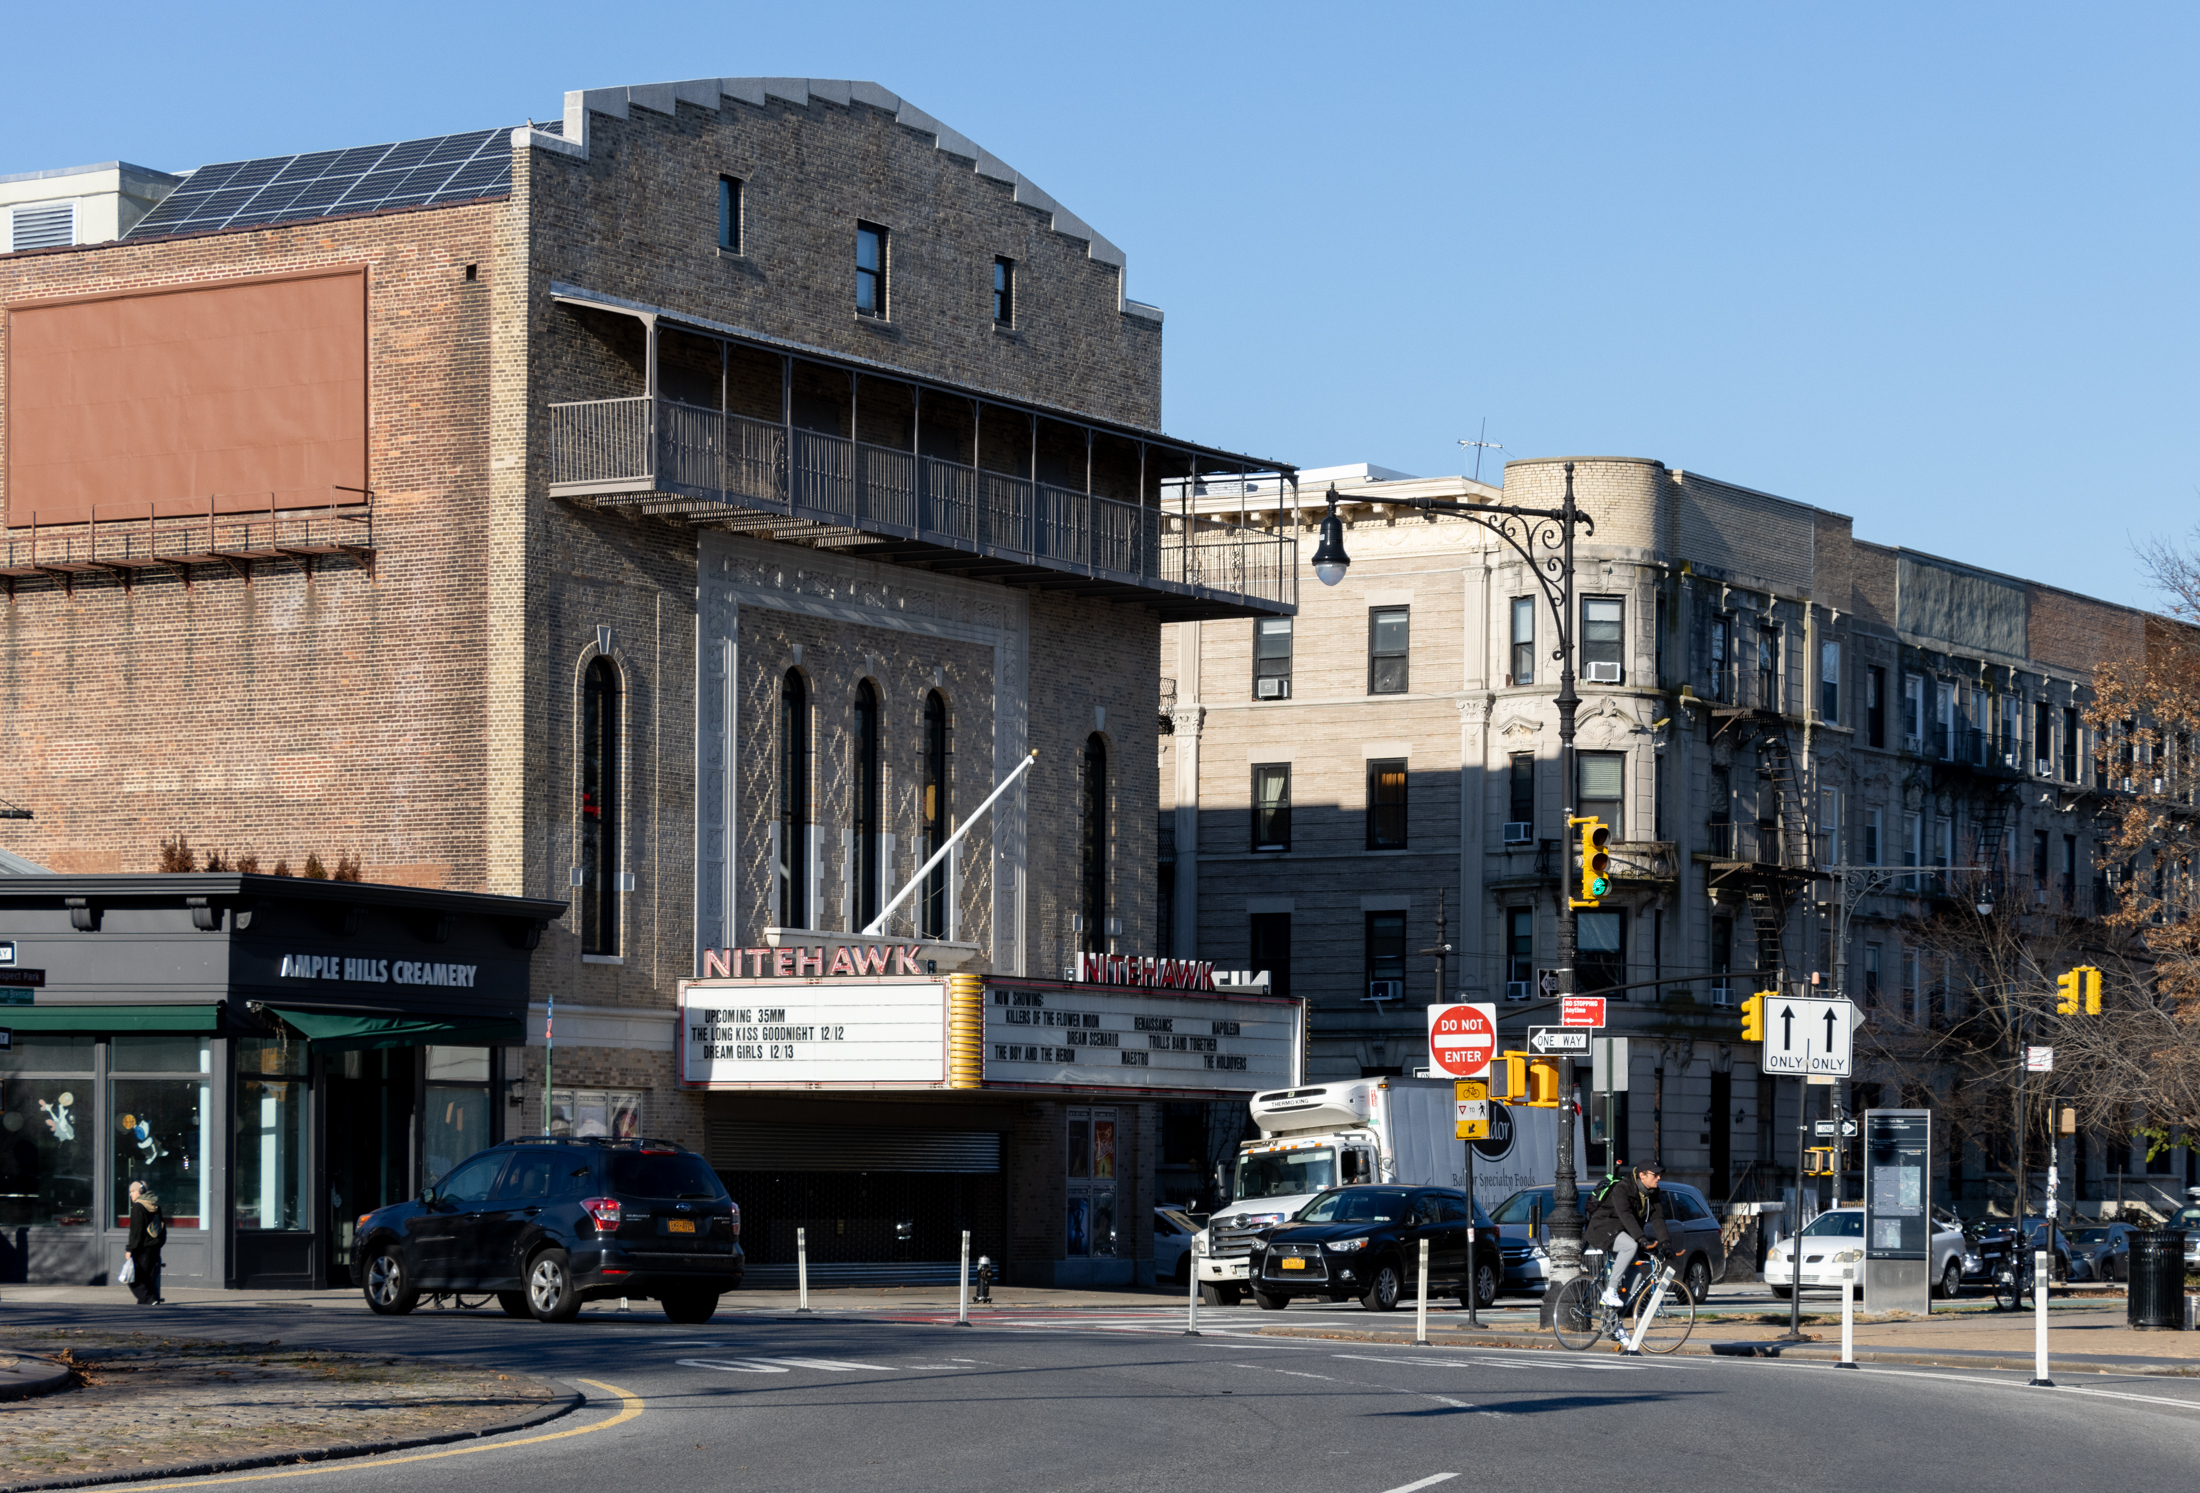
left=0, top=1325, right=575, bottom=1492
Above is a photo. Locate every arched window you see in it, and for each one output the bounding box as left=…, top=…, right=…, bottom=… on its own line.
left=1079, top=733, right=1108, bottom=953
left=580, top=657, right=620, bottom=956
left=852, top=681, right=882, bottom=931
left=920, top=691, right=949, bottom=938
left=780, top=670, right=811, bottom=929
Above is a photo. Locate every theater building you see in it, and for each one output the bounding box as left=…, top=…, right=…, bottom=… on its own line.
left=0, top=77, right=1298, bottom=1286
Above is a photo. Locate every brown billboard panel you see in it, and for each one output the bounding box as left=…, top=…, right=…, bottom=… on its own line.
left=4, top=268, right=367, bottom=527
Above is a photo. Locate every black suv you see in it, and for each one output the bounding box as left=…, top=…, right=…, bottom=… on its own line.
left=354, top=1136, right=743, bottom=1323
left=1248, top=1185, right=1501, bottom=1312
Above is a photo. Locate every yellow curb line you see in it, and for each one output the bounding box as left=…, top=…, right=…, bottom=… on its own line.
left=122, top=1378, right=644, bottom=1488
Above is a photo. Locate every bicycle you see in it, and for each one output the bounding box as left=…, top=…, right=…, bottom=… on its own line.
left=1550, top=1246, right=1696, bottom=1354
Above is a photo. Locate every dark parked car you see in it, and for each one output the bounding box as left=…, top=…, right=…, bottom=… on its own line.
left=2067, top=1223, right=2140, bottom=1282
left=353, top=1136, right=743, bottom=1323
left=1488, top=1180, right=1727, bottom=1301
left=1247, top=1185, right=1501, bottom=1313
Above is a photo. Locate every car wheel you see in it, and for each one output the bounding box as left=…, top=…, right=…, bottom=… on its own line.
left=1252, top=1288, right=1289, bottom=1311
left=497, top=1291, right=531, bottom=1319
left=660, top=1289, right=721, bottom=1324
left=1769, top=1285, right=1791, bottom=1300
left=1200, top=1283, right=1243, bottom=1307
left=1685, top=1256, right=1713, bottom=1302
left=361, top=1245, right=418, bottom=1316
left=525, top=1248, right=583, bottom=1323
left=1361, top=1260, right=1402, bottom=1312
left=1472, top=1258, right=1501, bottom=1311
left=1938, top=1259, right=1962, bottom=1299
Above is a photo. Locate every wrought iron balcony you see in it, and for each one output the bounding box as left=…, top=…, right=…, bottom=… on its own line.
left=546, top=396, right=1295, bottom=621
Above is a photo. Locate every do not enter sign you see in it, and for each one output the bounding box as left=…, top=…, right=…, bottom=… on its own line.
left=1427, top=1002, right=1498, bottom=1079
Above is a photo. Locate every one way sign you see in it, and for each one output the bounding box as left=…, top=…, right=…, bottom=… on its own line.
left=1760, top=996, right=1856, bottom=1077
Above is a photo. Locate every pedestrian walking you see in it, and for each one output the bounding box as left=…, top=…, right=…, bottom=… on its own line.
left=123, top=1179, right=166, bottom=1305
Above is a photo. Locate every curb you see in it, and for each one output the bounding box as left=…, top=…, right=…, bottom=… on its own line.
left=0, top=1382, right=585, bottom=1493
left=1251, top=1324, right=2200, bottom=1378
left=0, top=1356, right=75, bottom=1403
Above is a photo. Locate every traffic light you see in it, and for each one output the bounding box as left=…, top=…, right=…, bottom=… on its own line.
left=2056, top=968, right=2081, bottom=1015
left=1803, top=1147, right=1839, bottom=1177
left=1740, top=992, right=1767, bottom=1043
left=2082, top=965, right=2103, bottom=1015
left=1525, top=1056, right=1563, bottom=1108
left=1491, top=1052, right=1528, bottom=1102
left=1571, top=816, right=1612, bottom=908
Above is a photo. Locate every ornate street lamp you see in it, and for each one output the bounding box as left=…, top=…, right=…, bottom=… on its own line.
left=1309, top=462, right=1595, bottom=1325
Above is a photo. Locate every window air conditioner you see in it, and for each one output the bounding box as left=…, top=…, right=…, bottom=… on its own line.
left=1709, top=983, right=1734, bottom=1008
left=1256, top=676, right=1290, bottom=699
left=1586, top=662, right=1622, bottom=684
left=1365, top=979, right=1404, bottom=1003
left=2035, top=759, right=2053, bottom=777
left=1502, top=822, right=1534, bottom=845
left=1505, top=980, right=1532, bottom=1001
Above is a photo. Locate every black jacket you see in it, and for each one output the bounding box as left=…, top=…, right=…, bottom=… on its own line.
left=1585, top=1177, right=1670, bottom=1252
left=126, top=1197, right=165, bottom=1255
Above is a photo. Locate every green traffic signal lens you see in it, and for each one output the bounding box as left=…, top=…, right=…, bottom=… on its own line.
left=1591, top=877, right=1609, bottom=897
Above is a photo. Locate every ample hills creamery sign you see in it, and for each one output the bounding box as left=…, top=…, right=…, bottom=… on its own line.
left=677, top=969, right=1302, bottom=1095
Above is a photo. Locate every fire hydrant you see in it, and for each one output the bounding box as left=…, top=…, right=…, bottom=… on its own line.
left=974, top=1255, right=995, bottom=1303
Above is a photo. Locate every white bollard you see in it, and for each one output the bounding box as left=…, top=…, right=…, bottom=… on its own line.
left=1185, top=1241, right=1203, bottom=1336
left=1837, top=1266, right=1857, bottom=1368
left=796, top=1226, right=811, bottom=1313
left=956, top=1230, right=972, bottom=1327
left=2029, top=1249, right=2053, bottom=1386
left=1414, top=1237, right=1431, bottom=1346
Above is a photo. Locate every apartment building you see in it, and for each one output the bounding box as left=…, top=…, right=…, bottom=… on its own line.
left=1164, top=456, right=2186, bottom=1213
left=0, top=77, right=1300, bottom=1288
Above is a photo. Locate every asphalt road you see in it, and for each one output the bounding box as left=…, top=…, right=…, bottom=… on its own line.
left=19, top=1296, right=2200, bottom=1493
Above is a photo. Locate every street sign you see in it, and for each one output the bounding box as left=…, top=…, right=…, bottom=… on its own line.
left=1529, top=1026, right=1589, bottom=1055
left=1454, top=1079, right=1490, bottom=1139
left=1426, top=1002, right=1498, bottom=1079
left=1758, top=996, right=1856, bottom=1076
left=2026, top=1045, right=2054, bottom=1073
left=0, top=1028, right=10, bottom=1051
left=1814, top=1119, right=1859, bottom=1137
left=1560, top=996, right=1606, bottom=1028
left=1591, top=1036, right=1630, bottom=1093
left=1538, top=970, right=1558, bottom=997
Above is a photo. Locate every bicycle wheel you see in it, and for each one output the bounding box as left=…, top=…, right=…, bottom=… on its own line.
left=1550, top=1276, right=1604, bottom=1351
left=1992, top=1271, right=2021, bottom=1312
left=1627, top=1275, right=1695, bottom=1354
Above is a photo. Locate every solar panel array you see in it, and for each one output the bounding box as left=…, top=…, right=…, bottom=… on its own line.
left=127, top=127, right=513, bottom=240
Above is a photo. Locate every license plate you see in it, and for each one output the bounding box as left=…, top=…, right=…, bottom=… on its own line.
left=1280, top=1256, right=1305, bottom=1270
left=667, top=1219, right=697, bottom=1234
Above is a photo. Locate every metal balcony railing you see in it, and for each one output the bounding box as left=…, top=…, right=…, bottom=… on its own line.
left=547, top=396, right=1295, bottom=615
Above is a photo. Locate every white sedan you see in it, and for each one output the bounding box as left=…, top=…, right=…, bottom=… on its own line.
left=1765, top=1206, right=1967, bottom=1299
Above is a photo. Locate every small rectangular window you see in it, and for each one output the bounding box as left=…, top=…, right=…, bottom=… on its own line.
left=1903, top=811, right=1922, bottom=871
left=1577, top=752, right=1624, bottom=836
left=1710, top=918, right=1733, bottom=1005
left=1903, top=674, right=1924, bottom=746
left=1864, top=944, right=1882, bottom=1007
left=718, top=176, right=743, bottom=253
left=1369, top=607, right=1410, bottom=694
left=1868, top=666, right=1887, bottom=748
left=1708, top=615, right=1733, bottom=702
left=1864, top=806, right=1881, bottom=866
left=1249, top=913, right=1291, bottom=1001
left=1508, top=753, right=1535, bottom=828
left=1506, top=908, right=1534, bottom=990
left=2033, top=829, right=2050, bottom=888
left=2062, top=706, right=2079, bottom=780
left=1253, top=617, right=1293, bottom=699
left=1251, top=764, right=1291, bottom=851
left=856, top=221, right=888, bottom=317
left=1510, top=597, right=1535, bottom=686
left=2035, top=700, right=2053, bottom=775
left=1367, top=759, right=1408, bottom=850
left=993, top=256, right=1014, bottom=325
left=1820, top=640, right=1840, bottom=724
left=1935, top=681, right=1955, bottom=758
left=1578, top=910, right=1626, bottom=996
left=1364, top=911, right=1407, bottom=1002
left=1582, top=597, right=1624, bottom=684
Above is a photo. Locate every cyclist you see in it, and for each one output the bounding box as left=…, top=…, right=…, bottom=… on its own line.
left=1586, top=1161, right=1671, bottom=1307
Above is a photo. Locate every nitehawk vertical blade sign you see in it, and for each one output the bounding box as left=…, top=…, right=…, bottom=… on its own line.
left=1759, top=996, right=1856, bottom=1076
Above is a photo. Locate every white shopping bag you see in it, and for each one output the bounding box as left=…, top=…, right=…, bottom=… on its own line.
left=120, top=1255, right=136, bottom=1285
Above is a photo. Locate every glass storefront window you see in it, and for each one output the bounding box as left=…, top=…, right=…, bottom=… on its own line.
left=111, top=1076, right=211, bottom=1230
left=423, top=1045, right=490, bottom=1184
left=0, top=1040, right=95, bottom=1228
left=110, top=1035, right=209, bottom=1073
left=234, top=1040, right=308, bottom=1232
left=1065, top=1106, right=1117, bottom=1259
left=548, top=1089, right=643, bottom=1139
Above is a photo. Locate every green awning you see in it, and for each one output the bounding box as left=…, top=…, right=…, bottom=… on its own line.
left=265, top=1008, right=525, bottom=1052
left=0, top=1004, right=220, bottom=1032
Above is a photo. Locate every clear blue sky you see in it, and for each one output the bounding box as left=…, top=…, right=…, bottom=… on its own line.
left=8, top=2, right=2192, bottom=608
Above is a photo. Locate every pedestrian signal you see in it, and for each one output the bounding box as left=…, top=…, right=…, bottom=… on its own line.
left=2056, top=968, right=2081, bottom=1015
left=1525, top=1056, right=1563, bottom=1108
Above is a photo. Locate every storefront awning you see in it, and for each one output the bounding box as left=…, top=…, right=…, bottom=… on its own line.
left=0, top=1003, right=221, bottom=1031
left=265, top=1008, right=526, bottom=1052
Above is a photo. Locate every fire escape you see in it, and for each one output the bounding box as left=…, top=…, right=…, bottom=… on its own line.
left=1930, top=699, right=2027, bottom=903
left=1702, top=623, right=1823, bottom=979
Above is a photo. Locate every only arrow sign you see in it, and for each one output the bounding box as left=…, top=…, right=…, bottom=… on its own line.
left=1780, top=1006, right=1796, bottom=1049
left=1823, top=1008, right=1838, bottom=1048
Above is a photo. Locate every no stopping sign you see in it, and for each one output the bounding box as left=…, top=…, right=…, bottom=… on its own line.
left=1427, top=1002, right=1498, bottom=1078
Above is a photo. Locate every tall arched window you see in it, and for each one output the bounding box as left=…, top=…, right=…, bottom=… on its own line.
left=1079, top=733, right=1108, bottom=953
left=780, top=670, right=811, bottom=929
left=852, top=681, right=882, bottom=931
left=580, top=657, right=620, bottom=955
left=920, top=691, right=949, bottom=938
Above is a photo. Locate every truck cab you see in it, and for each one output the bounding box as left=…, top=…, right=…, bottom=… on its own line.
left=1195, top=1083, right=1386, bottom=1304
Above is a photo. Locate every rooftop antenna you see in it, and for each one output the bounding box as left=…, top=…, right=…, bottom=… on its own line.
left=1459, top=418, right=1504, bottom=484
